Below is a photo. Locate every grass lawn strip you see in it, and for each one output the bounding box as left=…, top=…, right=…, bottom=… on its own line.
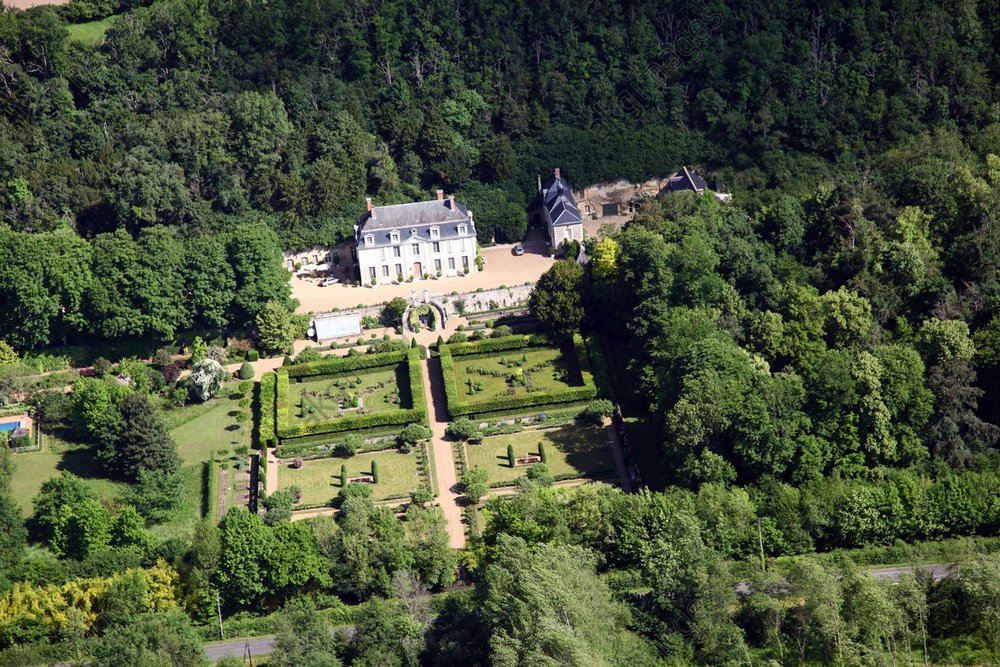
left=279, top=448, right=423, bottom=506
left=165, top=382, right=253, bottom=465
left=465, top=423, right=616, bottom=487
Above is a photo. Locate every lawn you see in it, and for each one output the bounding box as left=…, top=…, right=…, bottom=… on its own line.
left=465, top=423, right=616, bottom=486
left=67, top=16, right=117, bottom=45
left=278, top=448, right=423, bottom=506
left=10, top=385, right=251, bottom=540
left=288, top=365, right=406, bottom=425
left=10, top=431, right=127, bottom=516
left=452, top=347, right=581, bottom=405
left=163, top=381, right=253, bottom=465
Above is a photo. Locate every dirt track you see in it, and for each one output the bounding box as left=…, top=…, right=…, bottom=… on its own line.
left=3, top=0, right=69, bottom=9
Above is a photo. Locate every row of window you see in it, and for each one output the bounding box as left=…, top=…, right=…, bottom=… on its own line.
left=363, top=224, right=469, bottom=247
left=376, top=239, right=466, bottom=262
left=367, top=256, right=470, bottom=281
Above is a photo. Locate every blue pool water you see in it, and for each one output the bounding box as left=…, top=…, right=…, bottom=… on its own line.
left=0, top=422, right=21, bottom=432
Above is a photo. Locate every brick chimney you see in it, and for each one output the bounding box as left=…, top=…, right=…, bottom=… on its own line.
left=436, top=189, right=444, bottom=201
left=366, top=197, right=375, bottom=219
left=554, top=167, right=561, bottom=179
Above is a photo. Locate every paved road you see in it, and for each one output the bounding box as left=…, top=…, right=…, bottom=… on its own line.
left=204, top=635, right=276, bottom=661
left=422, top=356, right=467, bottom=548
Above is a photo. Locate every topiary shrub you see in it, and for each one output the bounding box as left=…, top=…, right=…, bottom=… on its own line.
left=237, top=362, right=255, bottom=380
left=507, top=444, right=515, bottom=468
left=282, top=355, right=293, bottom=366
left=538, top=442, right=547, bottom=463
left=526, top=462, right=553, bottom=486
left=340, top=464, right=348, bottom=488
left=371, top=461, right=380, bottom=483
left=246, top=349, right=260, bottom=362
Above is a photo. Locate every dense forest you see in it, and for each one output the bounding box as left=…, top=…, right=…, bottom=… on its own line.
left=4, top=0, right=1000, bottom=664
left=4, top=0, right=1000, bottom=349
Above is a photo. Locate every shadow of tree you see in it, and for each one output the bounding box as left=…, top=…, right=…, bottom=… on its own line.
left=536, top=423, right=615, bottom=476
left=56, top=444, right=111, bottom=480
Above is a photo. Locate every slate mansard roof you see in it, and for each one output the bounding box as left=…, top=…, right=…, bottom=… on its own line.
left=356, top=197, right=476, bottom=249
left=540, top=171, right=583, bottom=227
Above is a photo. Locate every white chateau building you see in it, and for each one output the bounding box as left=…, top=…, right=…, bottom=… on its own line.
left=355, top=191, right=479, bottom=285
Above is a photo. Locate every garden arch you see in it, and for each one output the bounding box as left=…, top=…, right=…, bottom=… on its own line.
left=403, top=300, right=449, bottom=333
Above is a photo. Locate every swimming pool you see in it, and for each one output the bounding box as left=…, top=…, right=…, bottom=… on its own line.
left=0, top=422, right=22, bottom=432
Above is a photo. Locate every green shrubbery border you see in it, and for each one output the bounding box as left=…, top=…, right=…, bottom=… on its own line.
left=285, top=349, right=408, bottom=378
left=584, top=334, right=614, bottom=399
left=259, top=373, right=277, bottom=447
left=439, top=334, right=597, bottom=418
left=275, top=349, right=424, bottom=440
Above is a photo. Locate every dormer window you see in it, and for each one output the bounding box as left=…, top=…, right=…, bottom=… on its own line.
left=430, top=227, right=440, bottom=239
left=390, top=231, right=400, bottom=244
left=364, top=235, right=374, bottom=247
left=458, top=225, right=467, bottom=235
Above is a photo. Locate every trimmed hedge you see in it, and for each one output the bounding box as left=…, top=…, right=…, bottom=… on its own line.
left=439, top=334, right=598, bottom=418
left=406, top=347, right=427, bottom=425
left=275, top=348, right=426, bottom=440
left=259, top=372, right=278, bottom=448
left=277, top=426, right=399, bottom=451
left=285, top=349, right=407, bottom=378
left=204, top=453, right=218, bottom=521
left=445, top=333, right=550, bottom=358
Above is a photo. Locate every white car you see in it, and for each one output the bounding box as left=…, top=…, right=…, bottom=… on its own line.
left=513, top=243, right=525, bottom=256
left=320, top=277, right=340, bottom=287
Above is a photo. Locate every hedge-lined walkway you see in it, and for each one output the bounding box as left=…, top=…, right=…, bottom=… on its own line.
left=421, top=356, right=466, bottom=549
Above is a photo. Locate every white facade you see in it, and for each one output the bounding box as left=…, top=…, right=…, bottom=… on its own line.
left=548, top=221, right=581, bottom=247
left=355, top=194, right=479, bottom=286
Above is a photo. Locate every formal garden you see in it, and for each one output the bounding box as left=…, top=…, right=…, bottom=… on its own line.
left=288, top=366, right=405, bottom=425
left=270, top=348, right=425, bottom=441
left=464, top=423, right=616, bottom=487
left=278, top=445, right=429, bottom=507
left=451, top=347, right=576, bottom=401
left=439, top=334, right=598, bottom=417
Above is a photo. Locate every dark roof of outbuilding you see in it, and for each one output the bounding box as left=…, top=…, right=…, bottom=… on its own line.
left=666, top=166, right=708, bottom=193
left=540, top=173, right=584, bottom=226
